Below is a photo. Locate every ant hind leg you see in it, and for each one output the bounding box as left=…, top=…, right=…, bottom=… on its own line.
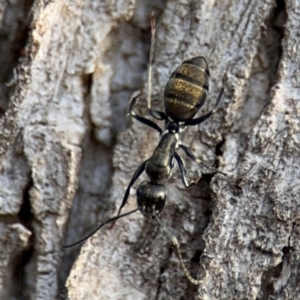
left=128, top=95, right=163, bottom=134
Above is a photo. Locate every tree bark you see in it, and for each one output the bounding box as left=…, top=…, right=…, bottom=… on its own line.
left=0, top=0, right=299, bottom=299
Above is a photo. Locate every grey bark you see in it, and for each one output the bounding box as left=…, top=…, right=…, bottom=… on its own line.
left=0, top=0, right=299, bottom=299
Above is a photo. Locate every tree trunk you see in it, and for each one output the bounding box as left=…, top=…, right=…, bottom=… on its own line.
left=0, top=0, right=299, bottom=299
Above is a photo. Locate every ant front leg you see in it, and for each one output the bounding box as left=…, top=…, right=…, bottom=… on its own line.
left=116, top=160, right=147, bottom=217
left=174, top=152, right=198, bottom=188
left=129, top=95, right=163, bottom=134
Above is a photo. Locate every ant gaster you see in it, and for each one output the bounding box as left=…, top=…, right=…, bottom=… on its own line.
left=64, top=15, right=225, bottom=285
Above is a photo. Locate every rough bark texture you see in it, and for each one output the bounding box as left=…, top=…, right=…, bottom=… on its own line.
left=0, top=0, right=299, bottom=299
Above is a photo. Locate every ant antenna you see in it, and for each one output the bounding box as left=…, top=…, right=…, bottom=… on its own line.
left=154, top=212, right=201, bottom=285
left=147, top=12, right=156, bottom=111
left=63, top=208, right=139, bottom=248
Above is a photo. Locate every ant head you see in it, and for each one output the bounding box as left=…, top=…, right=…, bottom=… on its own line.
left=137, top=181, right=167, bottom=219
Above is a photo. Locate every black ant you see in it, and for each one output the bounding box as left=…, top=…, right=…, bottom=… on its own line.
left=64, top=15, right=225, bottom=285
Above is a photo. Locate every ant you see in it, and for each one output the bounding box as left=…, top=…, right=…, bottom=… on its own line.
left=64, top=15, right=225, bottom=285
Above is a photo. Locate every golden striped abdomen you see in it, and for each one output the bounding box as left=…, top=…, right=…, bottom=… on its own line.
left=164, top=56, right=209, bottom=122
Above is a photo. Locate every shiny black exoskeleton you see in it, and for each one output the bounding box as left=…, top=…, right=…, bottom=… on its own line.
left=118, top=121, right=185, bottom=219
left=118, top=56, right=224, bottom=220
left=64, top=16, right=225, bottom=285
left=64, top=56, right=224, bottom=285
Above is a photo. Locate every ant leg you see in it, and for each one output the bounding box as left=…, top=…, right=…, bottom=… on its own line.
left=179, top=144, right=197, bottom=162
left=184, top=75, right=225, bottom=126
left=180, top=144, right=226, bottom=176
left=129, top=95, right=163, bottom=134
left=174, top=152, right=197, bottom=188
left=116, top=160, right=147, bottom=217
left=148, top=108, right=168, bottom=121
